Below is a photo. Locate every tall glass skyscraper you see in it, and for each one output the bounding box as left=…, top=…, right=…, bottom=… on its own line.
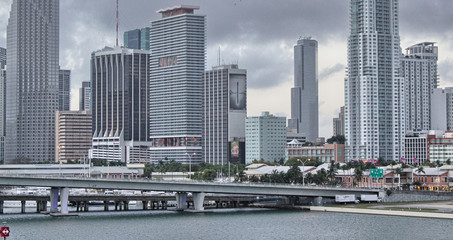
left=79, top=81, right=91, bottom=111
left=5, top=0, right=60, bottom=163
left=288, top=38, right=319, bottom=143
left=345, top=0, right=405, bottom=162
left=58, top=69, right=70, bottom=111
left=149, top=5, right=206, bottom=164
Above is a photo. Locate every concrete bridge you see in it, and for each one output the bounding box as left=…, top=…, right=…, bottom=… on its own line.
left=0, top=176, right=383, bottom=215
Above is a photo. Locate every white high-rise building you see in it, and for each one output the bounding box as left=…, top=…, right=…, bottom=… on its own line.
left=344, top=0, right=405, bottom=162
left=5, top=0, right=60, bottom=163
left=149, top=5, right=206, bottom=164
left=203, top=65, right=247, bottom=165
left=245, top=112, right=286, bottom=164
left=400, top=42, right=438, bottom=132
left=288, top=38, right=318, bottom=143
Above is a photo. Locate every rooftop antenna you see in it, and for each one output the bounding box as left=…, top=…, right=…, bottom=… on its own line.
left=218, top=46, right=221, bottom=66
left=116, top=0, right=119, bottom=47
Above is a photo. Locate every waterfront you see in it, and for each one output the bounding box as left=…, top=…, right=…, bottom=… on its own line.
left=1, top=209, right=452, bottom=240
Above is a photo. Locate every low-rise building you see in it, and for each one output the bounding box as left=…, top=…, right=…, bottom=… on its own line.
left=429, top=131, right=453, bottom=164
left=286, top=140, right=345, bottom=163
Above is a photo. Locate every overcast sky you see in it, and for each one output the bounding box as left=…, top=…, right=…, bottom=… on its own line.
left=0, top=0, right=452, bottom=138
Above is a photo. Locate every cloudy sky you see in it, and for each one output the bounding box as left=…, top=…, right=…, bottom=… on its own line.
left=0, top=0, right=453, bottom=138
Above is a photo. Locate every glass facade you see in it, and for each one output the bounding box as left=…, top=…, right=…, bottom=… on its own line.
left=5, top=0, right=60, bottom=163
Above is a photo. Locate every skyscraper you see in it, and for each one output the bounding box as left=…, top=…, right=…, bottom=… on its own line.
left=58, top=69, right=70, bottom=111
left=344, top=0, right=405, bottom=161
left=89, top=47, right=150, bottom=163
left=203, top=65, right=247, bottom=165
left=333, top=106, right=345, bottom=136
left=288, top=38, right=318, bottom=143
left=123, top=27, right=151, bottom=50
left=79, top=81, right=91, bottom=111
left=124, top=29, right=140, bottom=49
left=400, top=42, right=438, bottom=132
left=149, top=5, right=206, bottom=164
left=0, top=47, right=5, bottom=69
left=5, top=0, right=59, bottom=163
left=0, top=48, right=5, bottom=163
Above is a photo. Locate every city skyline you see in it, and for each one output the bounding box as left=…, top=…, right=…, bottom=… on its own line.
left=0, top=0, right=452, bottom=139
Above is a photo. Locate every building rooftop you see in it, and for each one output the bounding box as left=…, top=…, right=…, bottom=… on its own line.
left=156, top=5, right=200, bottom=17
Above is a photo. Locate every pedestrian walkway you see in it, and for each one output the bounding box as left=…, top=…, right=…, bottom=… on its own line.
left=310, top=206, right=453, bottom=220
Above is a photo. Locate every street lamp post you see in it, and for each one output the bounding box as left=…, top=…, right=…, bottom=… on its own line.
left=185, top=152, right=196, bottom=176
left=297, top=158, right=310, bottom=186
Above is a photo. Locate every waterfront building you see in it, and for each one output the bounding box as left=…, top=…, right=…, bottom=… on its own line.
left=58, top=69, right=71, bottom=111
left=5, top=0, right=60, bottom=163
left=288, top=38, right=318, bottom=142
left=429, top=131, right=453, bottom=164
left=79, top=81, right=91, bottom=111
left=124, top=27, right=151, bottom=50
left=203, top=64, right=247, bottom=165
left=90, top=47, right=150, bottom=163
left=55, top=111, right=92, bottom=163
left=431, top=88, right=453, bottom=131
left=333, top=106, right=345, bottom=136
left=149, top=5, right=206, bottom=164
left=400, top=42, right=438, bottom=132
left=403, top=131, right=434, bottom=166
left=245, top=112, right=286, bottom=164
left=286, top=140, right=345, bottom=163
left=344, top=0, right=405, bottom=161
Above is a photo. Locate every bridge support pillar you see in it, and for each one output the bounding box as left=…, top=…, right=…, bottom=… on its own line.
left=142, top=201, right=148, bottom=210
left=60, top=187, right=69, bottom=214
left=104, top=201, right=109, bottom=211
left=175, top=192, right=188, bottom=211
left=192, top=192, right=205, bottom=211
left=50, top=187, right=59, bottom=213
left=161, top=201, right=167, bottom=210
left=21, top=200, right=26, bottom=213
left=313, top=197, right=323, bottom=206
left=0, top=200, right=3, bottom=214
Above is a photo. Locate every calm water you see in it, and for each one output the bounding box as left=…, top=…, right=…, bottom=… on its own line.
left=0, top=209, right=452, bottom=240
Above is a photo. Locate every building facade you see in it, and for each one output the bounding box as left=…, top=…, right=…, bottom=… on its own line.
left=400, top=42, right=438, bottom=132
left=286, top=140, right=345, bottom=163
left=149, top=5, right=206, bottom=164
left=245, top=112, right=286, bottom=164
left=55, top=111, right=92, bottom=163
left=5, top=0, right=60, bottom=163
left=203, top=65, right=247, bottom=165
left=333, top=106, right=345, bottom=136
left=431, top=87, right=453, bottom=131
left=90, top=47, right=150, bottom=163
left=344, top=0, right=405, bottom=162
left=429, top=131, right=453, bottom=164
left=79, top=81, right=91, bottom=111
left=288, top=38, right=318, bottom=142
left=58, top=69, right=70, bottom=111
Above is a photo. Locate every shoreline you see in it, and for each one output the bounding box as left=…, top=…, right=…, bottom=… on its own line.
left=309, top=206, right=453, bottom=220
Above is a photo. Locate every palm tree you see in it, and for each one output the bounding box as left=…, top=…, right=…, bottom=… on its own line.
left=354, top=167, right=363, bottom=187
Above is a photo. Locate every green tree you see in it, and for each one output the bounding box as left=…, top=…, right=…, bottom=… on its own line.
left=286, top=164, right=302, bottom=184
left=202, top=169, right=216, bottom=181
left=354, top=167, right=363, bottom=187
left=326, top=135, right=345, bottom=144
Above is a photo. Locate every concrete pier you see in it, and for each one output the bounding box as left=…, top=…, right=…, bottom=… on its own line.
left=175, top=192, right=188, bottom=211
left=192, top=192, right=205, bottom=211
